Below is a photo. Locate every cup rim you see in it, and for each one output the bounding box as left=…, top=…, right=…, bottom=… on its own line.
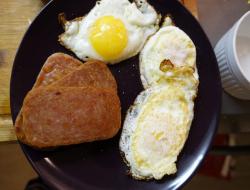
left=232, top=11, right=250, bottom=84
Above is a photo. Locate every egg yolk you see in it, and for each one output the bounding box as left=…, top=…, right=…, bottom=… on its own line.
left=89, top=16, right=128, bottom=61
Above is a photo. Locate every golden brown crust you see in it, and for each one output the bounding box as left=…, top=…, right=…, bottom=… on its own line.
left=18, top=87, right=121, bottom=148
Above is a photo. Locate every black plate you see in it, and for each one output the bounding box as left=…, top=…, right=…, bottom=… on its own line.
left=10, top=0, right=221, bottom=189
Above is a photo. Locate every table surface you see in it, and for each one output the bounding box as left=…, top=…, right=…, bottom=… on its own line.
left=0, top=0, right=249, bottom=142
left=0, top=0, right=44, bottom=141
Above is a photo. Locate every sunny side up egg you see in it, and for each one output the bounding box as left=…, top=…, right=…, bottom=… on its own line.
left=59, top=0, right=161, bottom=64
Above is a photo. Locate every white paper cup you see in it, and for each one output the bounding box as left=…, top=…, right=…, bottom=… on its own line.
left=214, top=11, right=250, bottom=100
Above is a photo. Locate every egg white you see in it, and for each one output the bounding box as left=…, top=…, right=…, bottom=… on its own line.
left=120, top=22, right=199, bottom=180
left=119, top=84, right=196, bottom=180
left=140, top=25, right=198, bottom=88
left=59, top=0, right=161, bottom=64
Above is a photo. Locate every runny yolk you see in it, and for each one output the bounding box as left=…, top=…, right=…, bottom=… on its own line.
left=89, top=16, right=128, bottom=61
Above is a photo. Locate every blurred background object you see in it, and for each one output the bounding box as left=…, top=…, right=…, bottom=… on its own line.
left=215, top=11, right=250, bottom=100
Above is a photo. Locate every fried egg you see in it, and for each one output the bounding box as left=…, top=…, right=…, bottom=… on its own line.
left=140, top=24, right=198, bottom=88
left=120, top=21, right=199, bottom=180
left=119, top=84, right=196, bottom=180
left=59, top=0, right=160, bottom=64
